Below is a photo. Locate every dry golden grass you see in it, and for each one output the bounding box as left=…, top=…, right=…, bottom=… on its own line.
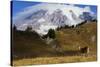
left=12, top=22, right=97, bottom=66
left=13, top=55, right=97, bottom=66
left=56, top=22, right=97, bottom=52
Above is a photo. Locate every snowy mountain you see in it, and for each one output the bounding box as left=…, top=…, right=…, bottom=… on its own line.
left=13, top=3, right=96, bottom=35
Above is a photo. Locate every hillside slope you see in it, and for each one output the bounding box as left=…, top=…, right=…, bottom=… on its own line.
left=56, top=22, right=97, bottom=54
left=12, top=21, right=97, bottom=66
left=12, top=31, right=58, bottom=60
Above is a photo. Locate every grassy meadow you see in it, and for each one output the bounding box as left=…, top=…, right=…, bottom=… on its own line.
left=11, top=22, right=97, bottom=66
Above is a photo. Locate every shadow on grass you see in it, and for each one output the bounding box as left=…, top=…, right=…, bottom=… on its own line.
left=11, top=30, right=81, bottom=64
left=11, top=50, right=80, bottom=61
left=11, top=30, right=95, bottom=65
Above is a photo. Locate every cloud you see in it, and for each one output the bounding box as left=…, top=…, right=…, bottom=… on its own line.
left=83, top=6, right=91, bottom=12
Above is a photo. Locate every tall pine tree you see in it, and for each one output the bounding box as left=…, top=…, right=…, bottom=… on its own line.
left=47, top=29, right=55, bottom=39
left=25, top=26, right=32, bottom=32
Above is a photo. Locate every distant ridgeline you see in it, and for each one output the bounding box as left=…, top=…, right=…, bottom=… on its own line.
left=13, top=16, right=97, bottom=37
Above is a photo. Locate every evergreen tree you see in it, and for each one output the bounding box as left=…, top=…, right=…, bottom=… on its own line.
left=64, top=25, right=70, bottom=28
left=71, top=25, right=74, bottom=28
left=13, top=25, right=17, bottom=31
left=56, top=27, right=60, bottom=31
left=47, top=29, right=56, bottom=39
left=25, top=26, right=32, bottom=32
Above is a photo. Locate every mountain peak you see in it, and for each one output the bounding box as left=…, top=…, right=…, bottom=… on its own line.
left=13, top=3, right=96, bottom=35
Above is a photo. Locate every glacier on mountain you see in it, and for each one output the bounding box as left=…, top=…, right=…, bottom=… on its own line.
left=13, top=3, right=96, bottom=35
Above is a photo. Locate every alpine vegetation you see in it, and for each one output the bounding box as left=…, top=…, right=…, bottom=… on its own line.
left=11, top=1, right=97, bottom=66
